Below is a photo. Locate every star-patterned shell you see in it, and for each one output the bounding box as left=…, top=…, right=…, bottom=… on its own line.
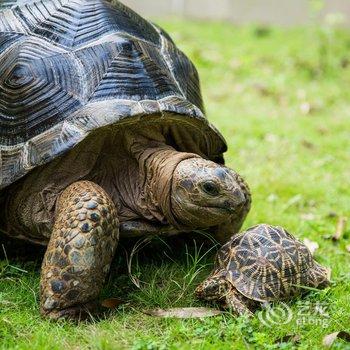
left=217, top=224, right=329, bottom=302
left=0, top=0, right=226, bottom=189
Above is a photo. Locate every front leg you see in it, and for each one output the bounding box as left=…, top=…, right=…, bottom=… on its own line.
left=40, top=181, right=119, bottom=320
left=224, top=289, right=254, bottom=316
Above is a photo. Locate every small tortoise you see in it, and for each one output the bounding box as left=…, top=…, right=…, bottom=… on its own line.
left=0, top=1, right=251, bottom=319
left=196, top=224, right=330, bottom=315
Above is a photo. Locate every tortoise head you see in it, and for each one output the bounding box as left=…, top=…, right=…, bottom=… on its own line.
left=195, top=271, right=231, bottom=301
left=171, top=158, right=249, bottom=228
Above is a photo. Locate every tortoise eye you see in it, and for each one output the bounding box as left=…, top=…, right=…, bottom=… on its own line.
left=202, top=181, right=220, bottom=196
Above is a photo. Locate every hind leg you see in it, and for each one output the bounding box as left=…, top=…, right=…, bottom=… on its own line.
left=40, top=181, right=119, bottom=320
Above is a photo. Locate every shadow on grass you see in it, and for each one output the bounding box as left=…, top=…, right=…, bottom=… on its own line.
left=0, top=232, right=220, bottom=311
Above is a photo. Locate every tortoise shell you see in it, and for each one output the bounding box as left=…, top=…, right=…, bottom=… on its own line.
left=217, top=224, right=329, bottom=302
left=0, top=0, right=226, bottom=189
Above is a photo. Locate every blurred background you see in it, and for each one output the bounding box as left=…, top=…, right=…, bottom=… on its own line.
left=123, top=0, right=350, bottom=26
left=116, top=0, right=350, bottom=232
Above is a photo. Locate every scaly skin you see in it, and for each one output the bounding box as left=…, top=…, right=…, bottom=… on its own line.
left=40, top=181, right=119, bottom=320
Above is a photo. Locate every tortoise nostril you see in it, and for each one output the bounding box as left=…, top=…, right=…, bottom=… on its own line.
left=223, top=200, right=240, bottom=213
left=233, top=189, right=245, bottom=204
left=224, top=200, right=234, bottom=208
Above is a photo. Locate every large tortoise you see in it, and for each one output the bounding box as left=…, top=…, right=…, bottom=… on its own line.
left=196, top=224, right=330, bottom=315
left=0, top=0, right=251, bottom=319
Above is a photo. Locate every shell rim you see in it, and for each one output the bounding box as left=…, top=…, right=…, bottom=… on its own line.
left=0, top=96, right=227, bottom=189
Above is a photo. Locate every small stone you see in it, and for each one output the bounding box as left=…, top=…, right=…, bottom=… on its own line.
left=47, top=272, right=53, bottom=278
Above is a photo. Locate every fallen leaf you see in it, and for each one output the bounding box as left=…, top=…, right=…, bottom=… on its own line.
left=317, top=127, right=329, bottom=135
left=303, top=238, right=319, bottom=255
left=283, top=194, right=303, bottom=211
left=254, top=26, right=271, bottom=38
left=333, top=216, right=347, bottom=241
left=101, top=298, right=126, bottom=309
left=301, top=140, right=315, bottom=149
left=252, top=83, right=273, bottom=97
left=144, top=307, right=223, bottom=319
left=322, top=331, right=350, bottom=348
left=341, top=57, right=350, bottom=68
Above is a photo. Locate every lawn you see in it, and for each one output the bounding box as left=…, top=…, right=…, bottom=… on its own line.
left=1, top=20, right=350, bottom=350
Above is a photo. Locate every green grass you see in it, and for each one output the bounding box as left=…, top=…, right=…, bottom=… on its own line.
left=1, top=20, right=350, bottom=349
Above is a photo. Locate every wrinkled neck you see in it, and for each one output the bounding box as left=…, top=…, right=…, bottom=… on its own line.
left=126, top=132, right=198, bottom=227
